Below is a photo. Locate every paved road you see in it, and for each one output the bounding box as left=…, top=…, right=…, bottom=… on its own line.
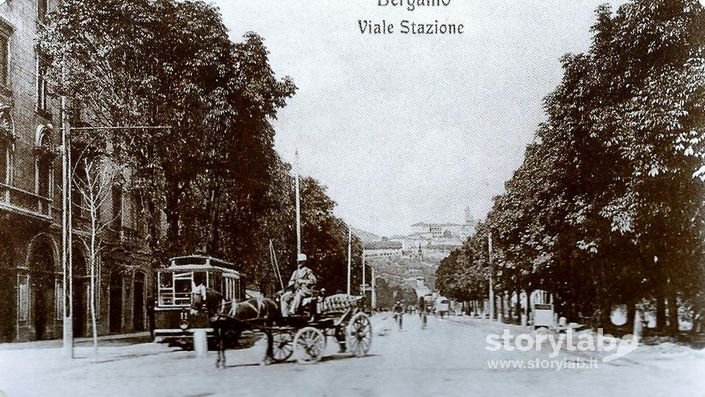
left=0, top=314, right=702, bottom=397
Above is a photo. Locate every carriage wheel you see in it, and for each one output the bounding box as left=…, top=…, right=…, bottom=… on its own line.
left=293, top=327, right=326, bottom=364
left=271, top=329, right=295, bottom=363
left=346, top=312, right=372, bottom=357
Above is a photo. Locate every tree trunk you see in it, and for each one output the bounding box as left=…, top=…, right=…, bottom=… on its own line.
left=667, top=288, right=679, bottom=335
left=499, top=292, right=505, bottom=320
left=507, top=292, right=513, bottom=321
left=146, top=199, right=160, bottom=251
left=90, top=209, right=99, bottom=358
left=656, top=291, right=666, bottom=332
left=526, top=289, right=532, bottom=323
left=654, top=253, right=666, bottom=332
left=165, top=189, right=180, bottom=253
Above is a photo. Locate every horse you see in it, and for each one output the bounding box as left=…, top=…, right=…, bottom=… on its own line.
left=191, top=287, right=281, bottom=368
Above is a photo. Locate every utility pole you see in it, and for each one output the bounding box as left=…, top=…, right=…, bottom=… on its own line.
left=488, top=232, right=494, bottom=321
left=295, top=150, right=302, bottom=258
left=60, top=96, right=73, bottom=358
left=371, top=266, right=376, bottom=309
left=347, top=226, right=351, bottom=295
left=361, top=251, right=366, bottom=295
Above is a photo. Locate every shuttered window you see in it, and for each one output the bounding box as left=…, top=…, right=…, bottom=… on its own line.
left=0, top=35, right=7, bottom=88
left=18, top=274, right=29, bottom=322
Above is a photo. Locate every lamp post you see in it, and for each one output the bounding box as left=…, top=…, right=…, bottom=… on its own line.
left=488, top=232, right=494, bottom=321
left=361, top=251, right=366, bottom=296
left=370, top=266, right=376, bottom=309
left=347, top=225, right=351, bottom=295
left=295, top=150, right=302, bottom=258
left=60, top=98, right=72, bottom=358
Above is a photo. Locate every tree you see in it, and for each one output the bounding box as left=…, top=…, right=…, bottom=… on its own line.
left=72, top=147, right=124, bottom=356
left=39, top=0, right=296, bottom=258
left=39, top=0, right=365, bottom=305
left=439, top=0, right=705, bottom=332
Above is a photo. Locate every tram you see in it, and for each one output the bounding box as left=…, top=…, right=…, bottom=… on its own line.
left=153, top=255, right=246, bottom=345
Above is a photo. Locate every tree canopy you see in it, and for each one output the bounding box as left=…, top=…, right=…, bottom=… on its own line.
left=39, top=0, right=361, bottom=294
left=436, top=0, right=705, bottom=332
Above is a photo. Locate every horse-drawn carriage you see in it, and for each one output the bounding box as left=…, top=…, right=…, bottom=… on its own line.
left=262, top=293, right=373, bottom=364
left=155, top=255, right=373, bottom=366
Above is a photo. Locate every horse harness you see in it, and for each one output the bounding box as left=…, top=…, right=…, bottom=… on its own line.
left=219, top=296, right=267, bottom=320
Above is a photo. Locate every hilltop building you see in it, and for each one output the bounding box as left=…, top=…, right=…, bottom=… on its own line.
left=392, top=207, right=478, bottom=254
left=409, top=207, right=477, bottom=240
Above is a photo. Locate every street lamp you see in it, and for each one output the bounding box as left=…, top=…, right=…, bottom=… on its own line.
left=347, top=225, right=351, bottom=295
left=488, top=232, right=494, bottom=321
left=361, top=251, right=366, bottom=296
left=60, top=98, right=72, bottom=358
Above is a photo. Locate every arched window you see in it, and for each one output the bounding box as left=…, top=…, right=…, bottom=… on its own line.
left=0, top=20, right=11, bottom=90
left=37, top=0, right=48, bottom=23
left=112, top=184, right=123, bottom=229
left=36, top=53, right=48, bottom=112
left=0, top=103, right=13, bottom=186
left=0, top=132, right=8, bottom=185
left=34, top=125, right=54, bottom=199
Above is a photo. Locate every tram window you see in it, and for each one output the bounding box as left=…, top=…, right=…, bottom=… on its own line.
left=225, top=278, right=233, bottom=300
left=174, top=278, right=191, bottom=294
left=159, top=273, right=173, bottom=288
left=210, top=273, right=222, bottom=292
left=193, top=272, right=207, bottom=288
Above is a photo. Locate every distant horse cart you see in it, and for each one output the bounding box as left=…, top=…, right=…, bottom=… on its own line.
left=435, top=297, right=450, bottom=318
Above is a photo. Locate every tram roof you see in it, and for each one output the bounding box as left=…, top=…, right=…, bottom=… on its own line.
left=165, top=255, right=239, bottom=272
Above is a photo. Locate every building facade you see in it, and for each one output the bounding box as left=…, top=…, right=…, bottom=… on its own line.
left=0, top=0, right=152, bottom=342
left=410, top=207, right=477, bottom=240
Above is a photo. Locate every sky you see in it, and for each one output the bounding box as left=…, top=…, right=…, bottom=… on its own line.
left=211, top=0, right=627, bottom=237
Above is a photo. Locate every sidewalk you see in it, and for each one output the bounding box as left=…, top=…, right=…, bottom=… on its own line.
left=0, top=332, right=152, bottom=350
left=446, top=314, right=531, bottom=333
left=449, top=314, right=705, bottom=371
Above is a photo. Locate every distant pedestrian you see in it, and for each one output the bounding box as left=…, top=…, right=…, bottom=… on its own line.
left=393, top=301, right=404, bottom=330
left=418, top=296, right=428, bottom=329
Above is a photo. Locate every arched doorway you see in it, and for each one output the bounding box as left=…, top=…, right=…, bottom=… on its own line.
left=0, top=238, right=15, bottom=342
left=109, top=270, right=123, bottom=333
left=28, top=237, right=56, bottom=341
left=132, top=272, right=145, bottom=332
left=72, top=247, right=88, bottom=338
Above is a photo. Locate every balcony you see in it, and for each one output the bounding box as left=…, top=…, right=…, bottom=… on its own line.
left=121, top=226, right=145, bottom=246
left=0, top=182, right=53, bottom=221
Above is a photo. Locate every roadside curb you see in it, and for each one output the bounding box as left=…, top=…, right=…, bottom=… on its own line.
left=0, top=332, right=152, bottom=350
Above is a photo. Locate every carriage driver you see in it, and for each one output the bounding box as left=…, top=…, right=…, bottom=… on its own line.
left=281, top=254, right=317, bottom=317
